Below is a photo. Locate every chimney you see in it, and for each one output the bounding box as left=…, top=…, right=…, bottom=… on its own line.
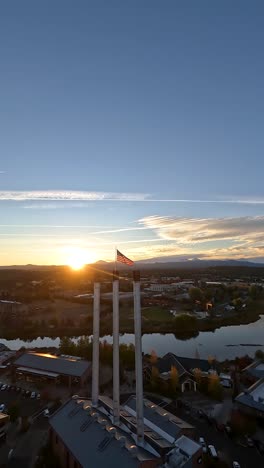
left=113, top=270, right=120, bottom=425
left=92, top=281, right=100, bottom=407
left=133, top=270, right=144, bottom=444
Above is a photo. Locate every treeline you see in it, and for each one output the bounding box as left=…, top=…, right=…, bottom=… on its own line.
left=59, top=337, right=136, bottom=370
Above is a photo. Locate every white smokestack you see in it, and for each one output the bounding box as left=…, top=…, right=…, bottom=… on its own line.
left=112, top=270, right=120, bottom=425
left=133, top=270, right=144, bottom=444
left=92, top=281, right=100, bottom=407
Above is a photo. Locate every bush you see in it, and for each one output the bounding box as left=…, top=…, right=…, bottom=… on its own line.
left=8, top=403, right=20, bottom=422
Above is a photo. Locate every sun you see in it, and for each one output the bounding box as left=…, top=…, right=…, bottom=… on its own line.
left=68, top=257, right=86, bottom=271
left=66, top=248, right=97, bottom=270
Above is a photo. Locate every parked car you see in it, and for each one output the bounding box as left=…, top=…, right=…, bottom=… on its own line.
left=233, top=462, right=240, bottom=468
left=215, top=422, right=225, bottom=432
left=21, top=389, right=26, bottom=396
left=0, top=404, right=6, bottom=413
left=208, top=445, right=218, bottom=459
left=30, top=392, right=36, bottom=399
left=220, top=379, right=232, bottom=388
left=246, top=436, right=254, bottom=447
left=0, top=431, right=7, bottom=445
left=199, top=437, right=207, bottom=453
left=44, top=409, right=50, bottom=417
left=10, top=386, right=15, bottom=391
left=25, top=390, right=30, bottom=398
left=16, top=387, right=21, bottom=393
left=225, top=424, right=232, bottom=435
left=254, top=439, right=264, bottom=454
left=6, top=385, right=11, bottom=391
left=37, top=393, right=41, bottom=400
left=1, top=385, right=6, bottom=391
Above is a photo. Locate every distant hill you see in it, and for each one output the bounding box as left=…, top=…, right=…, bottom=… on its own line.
left=0, top=258, right=264, bottom=271
left=94, top=258, right=264, bottom=270
left=0, top=264, right=61, bottom=270
left=135, top=259, right=264, bottom=269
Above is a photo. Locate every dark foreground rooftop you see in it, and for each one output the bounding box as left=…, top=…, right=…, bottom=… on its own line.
left=50, top=397, right=159, bottom=467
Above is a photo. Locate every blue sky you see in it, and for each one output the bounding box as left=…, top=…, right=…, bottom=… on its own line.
left=0, top=1, right=264, bottom=265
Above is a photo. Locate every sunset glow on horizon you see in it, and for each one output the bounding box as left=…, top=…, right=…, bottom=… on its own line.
left=66, top=247, right=98, bottom=270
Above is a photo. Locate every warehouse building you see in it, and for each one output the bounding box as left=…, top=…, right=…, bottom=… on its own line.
left=13, top=352, right=91, bottom=388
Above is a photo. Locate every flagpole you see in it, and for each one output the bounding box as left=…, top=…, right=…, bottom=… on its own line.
left=113, top=246, right=120, bottom=424
left=114, top=246, right=117, bottom=272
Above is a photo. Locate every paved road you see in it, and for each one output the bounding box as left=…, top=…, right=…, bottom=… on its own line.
left=174, top=405, right=263, bottom=468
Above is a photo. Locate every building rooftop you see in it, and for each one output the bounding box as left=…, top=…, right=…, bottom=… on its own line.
left=236, top=378, right=264, bottom=413
left=156, top=352, right=215, bottom=377
left=14, top=352, right=91, bottom=378
left=49, top=397, right=160, bottom=467
left=164, top=436, right=202, bottom=467
left=124, top=396, right=194, bottom=440
left=243, top=360, right=264, bottom=380
left=175, top=435, right=201, bottom=457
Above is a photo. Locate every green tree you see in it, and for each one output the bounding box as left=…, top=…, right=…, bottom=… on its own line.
left=59, top=337, right=76, bottom=355
left=249, top=284, right=262, bottom=300
left=208, top=373, right=223, bottom=400
left=150, top=350, right=158, bottom=366
left=151, top=366, right=160, bottom=390
left=232, top=297, right=243, bottom=311
left=174, top=314, right=198, bottom=331
left=189, top=287, right=203, bottom=303
left=35, top=442, right=60, bottom=468
left=193, top=368, right=203, bottom=385
left=8, top=403, right=20, bottom=422
left=170, top=365, right=179, bottom=393
left=255, top=349, right=264, bottom=361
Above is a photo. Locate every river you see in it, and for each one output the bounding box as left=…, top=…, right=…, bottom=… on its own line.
left=1, top=315, right=264, bottom=361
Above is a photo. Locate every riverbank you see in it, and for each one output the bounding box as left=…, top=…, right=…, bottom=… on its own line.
left=1, top=315, right=264, bottom=360
left=0, top=303, right=261, bottom=341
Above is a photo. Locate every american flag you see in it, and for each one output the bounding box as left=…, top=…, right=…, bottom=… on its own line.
left=116, top=250, right=134, bottom=266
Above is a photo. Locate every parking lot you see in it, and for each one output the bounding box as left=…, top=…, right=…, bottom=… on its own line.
left=0, top=383, right=43, bottom=418
left=166, top=401, right=264, bottom=468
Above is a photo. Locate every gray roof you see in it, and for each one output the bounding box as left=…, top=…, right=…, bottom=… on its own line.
left=49, top=398, right=158, bottom=468
left=175, top=435, right=201, bottom=456
left=235, top=392, right=264, bottom=413
left=157, top=353, right=215, bottom=376
left=125, top=396, right=193, bottom=439
left=14, top=352, right=91, bottom=378
left=243, top=361, right=264, bottom=380
left=235, top=378, right=264, bottom=413
left=247, top=369, right=264, bottom=380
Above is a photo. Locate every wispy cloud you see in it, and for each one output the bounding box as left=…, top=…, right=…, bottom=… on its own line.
left=22, top=202, right=96, bottom=210
left=0, top=190, right=264, bottom=205
left=0, top=171, right=5, bottom=174
left=135, top=215, right=264, bottom=260
left=139, top=215, right=264, bottom=244
left=92, top=226, right=152, bottom=234
left=0, top=191, right=148, bottom=202
left=149, top=198, right=264, bottom=204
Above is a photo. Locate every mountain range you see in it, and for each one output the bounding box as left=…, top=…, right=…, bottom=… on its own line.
left=1, top=258, right=264, bottom=270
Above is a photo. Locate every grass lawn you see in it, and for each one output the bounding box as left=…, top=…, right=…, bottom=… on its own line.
left=119, top=306, right=175, bottom=327
left=142, top=307, right=174, bottom=322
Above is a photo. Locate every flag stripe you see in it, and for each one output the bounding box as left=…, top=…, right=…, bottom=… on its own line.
left=116, top=249, right=134, bottom=266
